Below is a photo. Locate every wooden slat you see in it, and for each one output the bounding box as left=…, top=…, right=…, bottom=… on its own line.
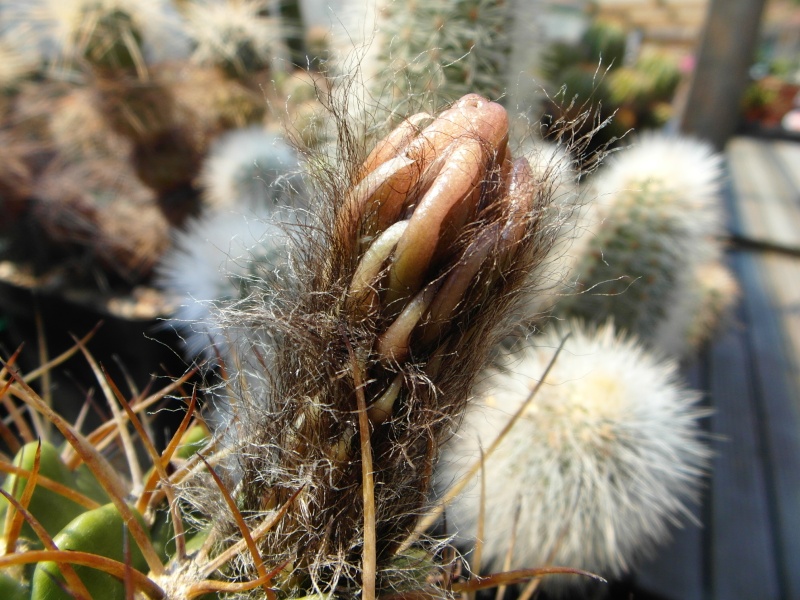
left=707, top=268, right=781, bottom=598
left=735, top=249, right=800, bottom=599
left=761, top=253, right=800, bottom=373
left=726, top=138, right=800, bottom=249
left=771, top=140, right=800, bottom=197
left=634, top=359, right=707, bottom=600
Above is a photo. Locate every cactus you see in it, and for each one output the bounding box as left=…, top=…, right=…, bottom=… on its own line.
left=198, top=127, right=301, bottom=210
left=1, top=441, right=97, bottom=541
left=31, top=156, right=171, bottom=282
left=540, top=20, right=685, bottom=151
left=0, top=336, right=276, bottom=599
left=183, top=0, right=286, bottom=78
left=436, top=320, right=710, bottom=583
left=9, top=0, right=188, bottom=73
left=30, top=503, right=149, bottom=600
left=155, top=206, right=289, bottom=360
left=333, top=0, right=511, bottom=117
left=190, top=91, right=586, bottom=596
left=155, top=127, right=301, bottom=360
left=654, top=259, right=740, bottom=357
left=0, top=38, right=38, bottom=92
left=556, top=133, right=728, bottom=349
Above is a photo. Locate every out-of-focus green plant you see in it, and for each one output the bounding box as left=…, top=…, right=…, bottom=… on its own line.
left=540, top=20, right=683, bottom=151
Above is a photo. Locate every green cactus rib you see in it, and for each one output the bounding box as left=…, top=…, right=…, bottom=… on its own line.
left=1, top=441, right=90, bottom=541
left=0, top=572, right=29, bottom=600
left=30, top=503, right=149, bottom=600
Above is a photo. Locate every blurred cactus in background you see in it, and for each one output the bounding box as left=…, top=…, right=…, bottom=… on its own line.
left=330, top=0, right=512, bottom=126
left=541, top=20, right=682, bottom=153
left=156, top=126, right=300, bottom=361
left=555, top=133, right=738, bottom=357
left=183, top=0, right=285, bottom=77
left=0, top=0, right=320, bottom=314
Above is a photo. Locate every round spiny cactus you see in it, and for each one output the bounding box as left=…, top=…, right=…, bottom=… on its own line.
left=156, top=207, right=289, bottom=361
left=32, top=156, right=171, bottom=282
left=654, top=259, right=740, bottom=357
left=18, top=0, right=187, bottom=72
left=437, top=320, right=710, bottom=583
left=156, top=126, right=301, bottom=361
left=0, top=340, right=223, bottom=600
left=199, top=127, right=301, bottom=210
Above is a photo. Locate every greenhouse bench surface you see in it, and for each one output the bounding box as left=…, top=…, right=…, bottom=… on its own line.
left=636, top=136, right=800, bottom=600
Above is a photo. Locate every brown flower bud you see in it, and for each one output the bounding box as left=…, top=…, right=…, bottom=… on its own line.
left=342, top=94, right=535, bottom=369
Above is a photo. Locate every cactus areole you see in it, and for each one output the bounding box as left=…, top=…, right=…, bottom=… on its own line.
left=238, top=93, right=558, bottom=593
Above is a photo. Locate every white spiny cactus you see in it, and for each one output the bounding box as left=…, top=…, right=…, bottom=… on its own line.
left=437, top=320, right=710, bottom=580
left=557, top=133, right=728, bottom=346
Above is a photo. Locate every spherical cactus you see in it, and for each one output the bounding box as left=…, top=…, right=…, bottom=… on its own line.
left=30, top=503, right=149, bottom=600
left=32, top=156, right=171, bottom=282
left=556, top=133, right=725, bottom=344
left=155, top=205, right=289, bottom=361
left=199, top=127, right=301, bottom=210
left=436, top=320, right=710, bottom=583
left=184, top=0, right=286, bottom=78
left=0, top=341, right=283, bottom=600
left=1, top=441, right=93, bottom=541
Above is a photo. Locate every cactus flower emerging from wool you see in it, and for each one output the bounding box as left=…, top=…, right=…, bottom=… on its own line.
left=231, top=93, right=563, bottom=593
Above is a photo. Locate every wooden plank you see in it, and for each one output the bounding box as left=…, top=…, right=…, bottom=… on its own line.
left=706, top=270, right=781, bottom=599
left=726, top=138, right=800, bottom=249
left=727, top=138, right=771, bottom=240
left=634, top=509, right=706, bottom=600
left=734, top=250, right=800, bottom=599
left=771, top=140, right=800, bottom=195
left=761, top=253, right=800, bottom=375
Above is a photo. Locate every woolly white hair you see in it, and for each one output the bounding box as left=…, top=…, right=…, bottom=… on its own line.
left=327, top=0, right=386, bottom=92
left=436, top=320, right=710, bottom=580
left=592, top=132, right=725, bottom=247
left=199, top=127, right=300, bottom=210
left=183, top=0, right=286, bottom=74
left=6, top=0, right=188, bottom=65
left=156, top=207, right=287, bottom=361
left=520, top=139, right=587, bottom=300
left=556, top=133, right=727, bottom=346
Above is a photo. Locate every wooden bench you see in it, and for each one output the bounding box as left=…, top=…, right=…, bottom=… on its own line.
left=636, top=136, right=800, bottom=599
